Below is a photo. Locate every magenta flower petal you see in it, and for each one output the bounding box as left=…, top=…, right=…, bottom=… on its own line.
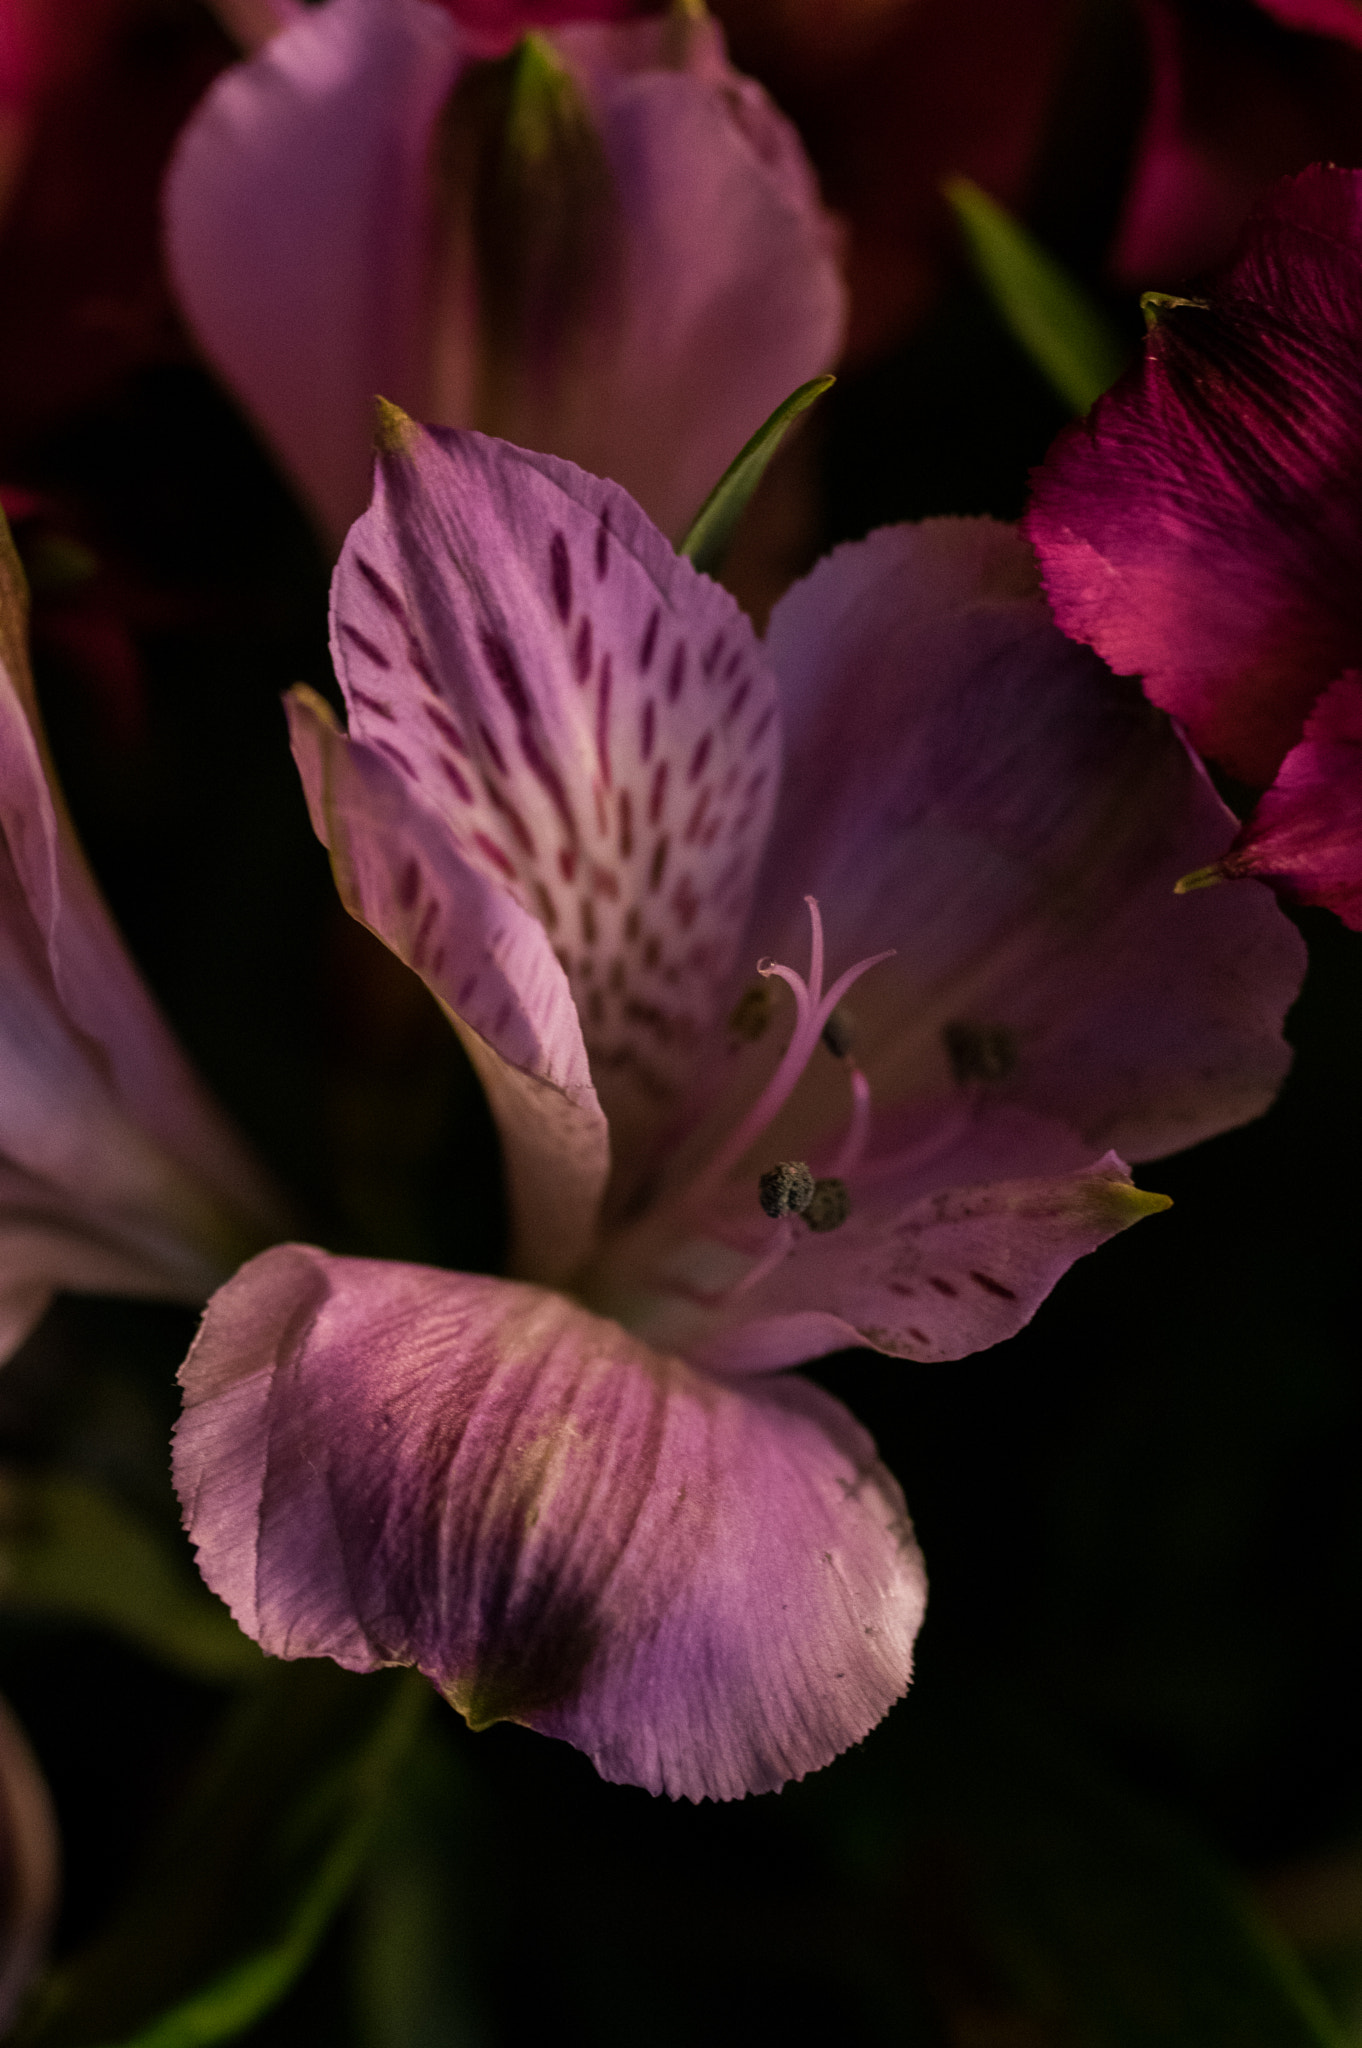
left=749, top=519, right=1303, bottom=1176
left=1256, top=0, right=1362, bottom=45
left=166, top=0, right=468, bottom=539
left=0, top=523, right=283, bottom=1354
left=0, top=1696, right=58, bottom=2033
left=174, top=1244, right=927, bottom=1800
left=287, top=684, right=609, bottom=1282
left=1027, top=166, right=1362, bottom=787
left=321, top=414, right=780, bottom=1197
left=1202, top=671, right=1362, bottom=930
left=165, top=0, right=844, bottom=543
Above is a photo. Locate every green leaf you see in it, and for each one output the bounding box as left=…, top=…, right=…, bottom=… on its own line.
left=0, top=1470, right=261, bottom=1684
left=679, top=374, right=835, bottom=577
left=17, top=1662, right=429, bottom=2048
left=936, top=1704, right=1347, bottom=2048
left=943, top=176, right=1129, bottom=412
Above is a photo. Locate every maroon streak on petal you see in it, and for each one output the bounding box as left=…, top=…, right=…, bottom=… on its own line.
left=287, top=685, right=609, bottom=1283
left=174, top=1246, right=926, bottom=1801
left=0, top=1696, right=58, bottom=2033
left=1202, top=670, right=1362, bottom=930
left=1027, top=166, right=1362, bottom=788
left=738, top=520, right=1303, bottom=1184
left=328, top=416, right=780, bottom=1195
left=166, top=0, right=469, bottom=542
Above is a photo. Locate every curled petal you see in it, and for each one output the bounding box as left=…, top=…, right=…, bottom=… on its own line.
left=1198, top=671, right=1362, bottom=930
left=174, top=1246, right=926, bottom=1801
left=325, top=417, right=779, bottom=1199
left=729, top=518, right=1303, bottom=1189
left=0, top=518, right=283, bottom=1354
left=287, top=684, right=609, bottom=1281
left=1029, top=165, right=1362, bottom=786
left=636, top=1155, right=1169, bottom=1374
left=0, top=1695, right=58, bottom=2033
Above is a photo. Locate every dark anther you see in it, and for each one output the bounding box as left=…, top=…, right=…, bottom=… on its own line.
left=943, top=1020, right=1017, bottom=1085
left=758, top=1161, right=815, bottom=1219
left=801, top=1178, right=850, bottom=1233
left=821, top=1003, right=854, bottom=1059
left=728, top=982, right=773, bottom=1043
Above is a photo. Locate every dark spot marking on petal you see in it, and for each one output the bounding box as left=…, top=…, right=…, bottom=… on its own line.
left=671, top=875, right=699, bottom=930
left=666, top=644, right=686, bottom=703
left=580, top=897, right=597, bottom=945
left=928, top=1276, right=958, bottom=1297
left=888, top=1281, right=916, bottom=1298
left=558, top=845, right=577, bottom=885
left=486, top=781, right=536, bottom=855
left=648, top=760, right=669, bottom=826
left=624, top=906, right=641, bottom=943
left=534, top=882, right=559, bottom=931
left=341, top=623, right=393, bottom=671
left=458, top=974, right=478, bottom=1006
left=970, top=1271, right=1017, bottom=1300
left=354, top=556, right=406, bottom=619
left=439, top=754, right=473, bottom=802
left=590, top=864, right=620, bottom=901
left=472, top=830, right=517, bottom=880
left=549, top=531, right=572, bottom=623
left=350, top=691, right=396, bottom=728
left=641, top=698, right=656, bottom=762
left=639, top=608, right=660, bottom=672
left=372, top=738, right=417, bottom=778
left=411, top=899, right=439, bottom=972
left=481, top=633, right=532, bottom=721
left=701, top=632, right=725, bottom=678
left=750, top=705, right=775, bottom=746
left=643, top=935, right=661, bottom=968
left=608, top=956, right=625, bottom=993
left=649, top=837, right=669, bottom=892
left=618, top=788, right=634, bottom=860
left=723, top=678, right=751, bottom=727
left=684, top=789, right=710, bottom=844
left=573, top=615, right=593, bottom=685
left=587, top=987, right=605, bottom=1027
left=596, top=655, right=613, bottom=786
left=595, top=511, right=610, bottom=580
left=477, top=720, right=509, bottom=777
left=519, top=728, right=577, bottom=840
left=426, top=703, right=468, bottom=752
left=723, top=649, right=742, bottom=680
left=397, top=858, right=421, bottom=910
left=688, top=732, right=713, bottom=784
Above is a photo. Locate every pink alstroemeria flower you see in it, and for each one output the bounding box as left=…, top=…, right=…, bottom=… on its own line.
left=1027, top=165, right=1362, bottom=930
left=0, top=512, right=285, bottom=1359
left=164, top=0, right=845, bottom=546
left=173, top=412, right=1302, bottom=1801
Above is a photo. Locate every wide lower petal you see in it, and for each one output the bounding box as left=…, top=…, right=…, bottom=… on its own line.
left=174, top=1245, right=926, bottom=1800
left=1028, top=165, right=1362, bottom=787
left=325, top=416, right=780, bottom=1200
left=1197, top=670, right=1362, bottom=931
left=727, top=519, right=1302, bottom=1182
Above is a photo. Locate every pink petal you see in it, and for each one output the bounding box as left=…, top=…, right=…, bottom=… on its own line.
left=0, top=525, right=284, bottom=1354
left=434, top=12, right=847, bottom=541
left=166, top=0, right=844, bottom=545
left=0, top=1696, right=58, bottom=2033
left=324, top=415, right=780, bottom=1202
left=165, top=0, right=469, bottom=541
left=174, top=1245, right=927, bottom=1800
left=287, top=684, right=610, bottom=1282
left=1256, top=0, right=1362, bottom=46
left=1203, top=670, right=1362, bottom=930
left=743, top=518, right=1302, bottom=1178
left=667, top=1155, right=1171, bottom=1375
left=1029, top=165, right=1362, bottom=787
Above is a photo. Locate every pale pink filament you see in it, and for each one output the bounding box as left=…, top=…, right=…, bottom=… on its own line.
left=694, top=897, right=893, bottom=1199
left=828, top=1064, right=872, bottom=1180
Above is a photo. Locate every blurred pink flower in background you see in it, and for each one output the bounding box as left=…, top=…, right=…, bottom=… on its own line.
left=165, top=0, right=845, bottom=546
left=0, top=509, right=285, bottom=1360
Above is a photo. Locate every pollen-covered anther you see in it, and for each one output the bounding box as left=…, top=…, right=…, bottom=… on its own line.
left=758, top=1160, right=815, bottom=1219
left=801, top=1178, right=850, bottom=1233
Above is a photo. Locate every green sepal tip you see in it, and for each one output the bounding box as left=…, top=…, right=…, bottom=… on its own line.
left=679, top=373, right=835, bottom=579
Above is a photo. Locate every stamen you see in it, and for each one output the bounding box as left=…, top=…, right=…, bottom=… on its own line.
left=828, top=1064, right=871, bottom=1179
left=801, top=1178, right=850, bottom=1233
left=758, top=1160, right=815, bottom=1219
left=696, top=897, right=892, bottom=1195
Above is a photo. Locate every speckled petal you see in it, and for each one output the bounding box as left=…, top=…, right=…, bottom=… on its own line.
left=174, top=1245, right=926, bottom=1801
left=1028, top=165, right=1362, bottom=786
left=325, top=416, right=780, bottom=1196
